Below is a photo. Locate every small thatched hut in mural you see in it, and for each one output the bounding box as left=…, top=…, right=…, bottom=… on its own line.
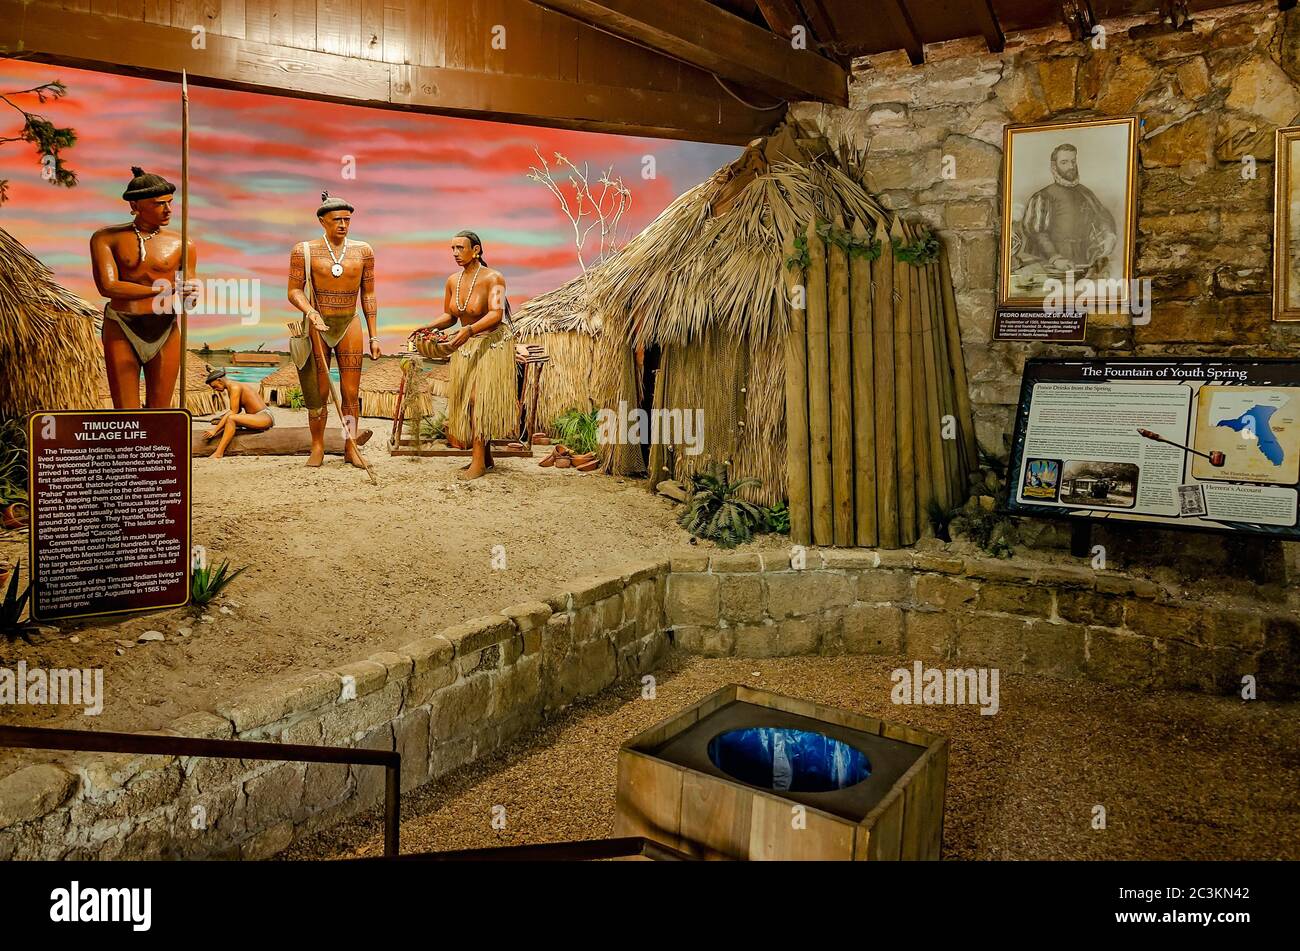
left=517, top=124, right=977, bottom=549
left=359, top=356, right=447, bottom=420
left=259, top=364, right=302, bottom=407
left=0, top=227, right=102, bottom=417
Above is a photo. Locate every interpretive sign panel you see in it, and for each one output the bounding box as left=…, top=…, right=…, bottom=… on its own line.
left=28, top=409, right=191, bottom=621
left=1007, top=359, right=1300, bottom=539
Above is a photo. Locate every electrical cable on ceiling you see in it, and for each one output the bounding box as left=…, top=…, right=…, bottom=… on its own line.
left=713, top=73, right=788, bottom=111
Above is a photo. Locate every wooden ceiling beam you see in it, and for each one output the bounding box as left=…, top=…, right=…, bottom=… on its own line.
left=970, top=0, right=1005, bottom=53
left=531, top=0, right=848, bottom=104
left=0, top=0, right=776, bottom=145
left=754, top=0, right=804, bottom=38
left=1059, top=0, right=1098, bottom=42
left=883, top=0, right=925, bottom=66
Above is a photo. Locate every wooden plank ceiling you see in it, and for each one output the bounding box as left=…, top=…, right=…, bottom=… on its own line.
left=0, top=0, right=1275, bottom=146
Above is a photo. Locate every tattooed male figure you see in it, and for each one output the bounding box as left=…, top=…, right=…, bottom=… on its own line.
left=287, top=192, right=380, bottom=467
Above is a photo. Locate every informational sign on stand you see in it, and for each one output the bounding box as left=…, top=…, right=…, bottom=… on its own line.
left=1007, top=359, right=1300, bottom=539
left=28, top=409, right=191, bottom=621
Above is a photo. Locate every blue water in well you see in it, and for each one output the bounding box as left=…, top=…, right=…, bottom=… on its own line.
left=707, top=727, right=871, bottom=793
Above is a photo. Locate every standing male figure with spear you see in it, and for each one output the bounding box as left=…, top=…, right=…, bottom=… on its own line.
left=286, top=191, right=381, bottom=481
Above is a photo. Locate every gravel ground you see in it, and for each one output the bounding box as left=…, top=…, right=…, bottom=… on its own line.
left=285, top=650, right=1300, bottom=861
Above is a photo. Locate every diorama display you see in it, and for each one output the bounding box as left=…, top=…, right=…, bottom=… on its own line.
left=0, top=0, right=1296, bottom=911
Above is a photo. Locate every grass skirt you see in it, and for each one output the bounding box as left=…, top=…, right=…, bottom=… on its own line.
left=446, top=325, right=517, bottom=443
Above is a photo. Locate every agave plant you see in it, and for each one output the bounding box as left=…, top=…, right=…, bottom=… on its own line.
left=191, top=559, right=248, bottom=610
left=677, top=467, right=765, bottom=549
left=420, top=412, right=448, bottom=442
left=1, top=561, right=36, bottom=645
left=0, top=417, right=28, bottom=506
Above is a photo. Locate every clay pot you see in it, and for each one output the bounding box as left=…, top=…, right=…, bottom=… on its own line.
left=1, top=502, right=28, bottom=531
left=506, top=441, right=525, bottom=451
left=576, top=459, right=600, bottom=472
left=570, top=452, right=596, bottom=467
left=539, top=449, right=558, bottom=468
left=555, top=457, right=573, bottom=469
left=532, top=432, right=550, bottom=446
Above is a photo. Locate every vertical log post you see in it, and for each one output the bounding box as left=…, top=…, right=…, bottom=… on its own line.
left=805, top=219, right=834, bottom=546
left=782, top=233, right=812, bottom=546
left=828, top=212, right=855, bottom=546
left=849, top=217, right=877, bottom=548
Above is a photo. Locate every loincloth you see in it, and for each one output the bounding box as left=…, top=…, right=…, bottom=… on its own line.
left=239, top=408, right=275, bottom=430
left=294, top=313, right=358, bottom=412
left=446, top=325, right=517, bottom=443
left=103, top=303, right=176, bottom=365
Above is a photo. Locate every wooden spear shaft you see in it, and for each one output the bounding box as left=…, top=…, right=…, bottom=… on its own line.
left=178, top=70, right=189, bottom=412
left=309, top=327, right=378, bottom=486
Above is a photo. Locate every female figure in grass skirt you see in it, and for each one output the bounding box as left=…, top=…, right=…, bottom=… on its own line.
left=419, top=231, right=520, bottom=480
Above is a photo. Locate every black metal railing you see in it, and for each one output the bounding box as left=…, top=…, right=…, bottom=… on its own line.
left=0, top=724, right=401, bottom=857
left=367, top=836, right=693, bottom=861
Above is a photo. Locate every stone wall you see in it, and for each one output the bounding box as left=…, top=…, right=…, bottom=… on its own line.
left=791, top=0, right=1300, bottom=459
left=666, top=549, right=1299, bottom=697
left=0, top=562, right=668, bottom=860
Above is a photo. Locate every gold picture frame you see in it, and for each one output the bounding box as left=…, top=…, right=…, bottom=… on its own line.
left=1273, top=126, right=1300, bottom=321
left=999, top=116, right=1139, bottom=311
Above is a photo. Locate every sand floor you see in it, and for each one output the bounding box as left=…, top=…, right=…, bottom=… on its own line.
left=286, top=651, right=1300, bottom=861
left=0, top=409, right=728, bottom=775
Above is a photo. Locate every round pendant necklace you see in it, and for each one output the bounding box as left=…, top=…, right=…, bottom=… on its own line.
left=324, top=236, right=348, bottom=277
left=455, top=262, right=481, bottom=314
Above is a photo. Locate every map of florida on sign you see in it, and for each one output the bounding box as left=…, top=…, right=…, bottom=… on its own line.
left=1193, top=386, right=1300, bottom=485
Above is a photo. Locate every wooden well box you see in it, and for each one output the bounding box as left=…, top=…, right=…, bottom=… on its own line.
left=614, top=684, right=948, bottom=860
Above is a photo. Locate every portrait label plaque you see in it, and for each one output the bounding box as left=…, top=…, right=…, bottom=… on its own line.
left=1007, top=359, right=1300, bottom=539
left=28, top=409, right=192, bottom=621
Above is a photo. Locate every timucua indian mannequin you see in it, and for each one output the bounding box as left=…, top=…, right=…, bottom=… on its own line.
left=287, top=192, right=380, bottom=468
left=90, top=167, right=198, bottom=408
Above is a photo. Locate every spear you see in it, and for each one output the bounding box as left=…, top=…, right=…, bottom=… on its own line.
left=178, top=69, right=190, bottom=413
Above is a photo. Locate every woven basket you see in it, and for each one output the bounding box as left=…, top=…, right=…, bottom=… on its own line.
left=409, top=329, right=455, bottom=361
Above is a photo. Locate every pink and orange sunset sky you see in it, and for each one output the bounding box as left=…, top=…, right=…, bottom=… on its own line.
left=0, top=59, right=739, bottom=351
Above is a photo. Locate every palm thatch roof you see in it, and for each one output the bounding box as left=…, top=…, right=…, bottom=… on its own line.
left=505, top=124, right=972, bottom=511
left=259, top=364, right=302, bottom=406
left=360, top=356, right=446, bottom=420
left=0, top=227, right=102, bottom=417
left=513, top=272, right=600, bottom=338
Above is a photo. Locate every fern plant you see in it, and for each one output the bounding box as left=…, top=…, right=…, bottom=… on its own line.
left=762, top=500, right=790, bottom=535
left=678, top=467, right=765, bottom=549
left=1, top=562, right=36, bottom=645
left=552, top=407, right=600, bottom=455
left=191, top=559, right=248, bottom=609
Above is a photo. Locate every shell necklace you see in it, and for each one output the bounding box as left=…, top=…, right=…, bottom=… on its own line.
left=323, top=235, right=349, bottom=277
left=132, top=222, right=161, bottom=266
left=455, top=262, right=482, bottom=314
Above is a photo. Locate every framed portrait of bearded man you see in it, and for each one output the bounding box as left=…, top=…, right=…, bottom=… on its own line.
left=1274, top=126, right=1300, bottom=321
left=999, top=117, right=1138, bottom=311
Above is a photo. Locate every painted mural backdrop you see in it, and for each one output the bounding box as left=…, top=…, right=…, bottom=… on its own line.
left=0, top=60, right=739, bottom=351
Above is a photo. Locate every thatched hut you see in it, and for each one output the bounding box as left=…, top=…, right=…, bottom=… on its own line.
left=513, top=275, right=602, bottom=432
left=0, top=227, right=102, bottom=417
left=515, top=125, right=977, bottom=545
left=360, top=356, right=447, bottom=420
left=259, top=364, right=302, bottom=407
